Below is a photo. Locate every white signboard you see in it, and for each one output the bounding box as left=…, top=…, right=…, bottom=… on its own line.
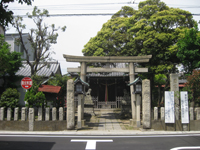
left=165, top=91, right=175, bottom=123
left=181, top=91, right=189, bottom=124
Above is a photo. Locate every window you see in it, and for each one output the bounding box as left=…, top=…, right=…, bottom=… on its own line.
left=76, top=84, right=82, bottom=92
left=136, top=84, right=142, bottom=92
left=19, top=44, right=24, bottom=54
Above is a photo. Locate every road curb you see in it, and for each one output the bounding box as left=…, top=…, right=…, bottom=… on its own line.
left=0, top=130, right=200, bottom=135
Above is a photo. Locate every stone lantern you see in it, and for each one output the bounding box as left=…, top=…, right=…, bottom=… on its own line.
left=128, top=77, right=142, bottom=127
left=128, top=77, right=142, bottom=94
left=74, top=77, right=89, bottom=129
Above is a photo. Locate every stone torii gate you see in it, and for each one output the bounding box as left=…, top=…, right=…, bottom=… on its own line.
left=63, top=54, right=152, bottom=123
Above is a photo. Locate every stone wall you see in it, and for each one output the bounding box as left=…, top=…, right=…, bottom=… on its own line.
left=0, top=107, right=67, bottom=131
left=152, top=106, right=200, bottom=131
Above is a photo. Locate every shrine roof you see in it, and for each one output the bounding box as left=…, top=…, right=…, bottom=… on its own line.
left=38, top=85, right=61, bottom=94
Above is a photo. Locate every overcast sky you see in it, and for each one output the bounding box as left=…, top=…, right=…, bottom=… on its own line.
left=6, top=0, right=200, bottom=75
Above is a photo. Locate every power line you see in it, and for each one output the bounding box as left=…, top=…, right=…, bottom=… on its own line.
left=14, top=13, right=200, bottom=17
left=9, top=1, right=137, bottom=10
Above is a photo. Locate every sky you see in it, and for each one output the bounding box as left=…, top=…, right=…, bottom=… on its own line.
left=6, top=0, right=200, bottom=75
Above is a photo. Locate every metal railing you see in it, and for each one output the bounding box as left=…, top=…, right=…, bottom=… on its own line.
left=74, top=96, right=123, bottom=109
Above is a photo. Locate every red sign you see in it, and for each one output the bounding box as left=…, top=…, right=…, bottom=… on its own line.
left=21, top=77, right=32, bottom=89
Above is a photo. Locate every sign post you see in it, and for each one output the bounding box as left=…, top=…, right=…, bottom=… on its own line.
left=21, top=77, right=32, bottom=90
left=181, top=91, right=189, bottom=124
left=165, top=91, right=175, bottom=123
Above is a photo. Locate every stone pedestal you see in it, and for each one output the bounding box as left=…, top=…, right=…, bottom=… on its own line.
left=52, top=107, right=57, bottom=121
left=7, top=107, right=11, bottom=121
left=67, top=79, right=75, bottom=130
left=45, top=107, right=50, bottom=121
left=190, top=107, right=194, bottom=120
left=21, top=107, right=28, bottom=121
left=161, top=107, right=165, bottom=121
left=84, top=104, right=94, bottom=115
left=14, top=107, right=19, bottom=121
left=154, top=107, right=158, bottom=120
left=38, top=107, right=43, bottom=121
left=59, top=107, right=64, bottom=121
left=84, top=89, right=95, bottom=115
left=196, top=108, right=200, bottom=120
left=29, top=108, right=34, bottom=131
left=0, top=107, right=4, bottom=121
left=142, top=79, right=151, bottom=129
left=121, top=90, right=131, bottom=118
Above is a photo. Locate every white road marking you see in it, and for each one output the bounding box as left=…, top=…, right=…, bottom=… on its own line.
left=171, top=146, right=200, bottom=150
left=71, top=139, right=113, bottom=150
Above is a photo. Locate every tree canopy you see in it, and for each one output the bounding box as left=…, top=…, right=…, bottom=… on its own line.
left=0, top=0, right=33, bottom=28
left=0, top=35, right=22, bottom=93
left=13, top=6, right=66, bottom=76
left=183, top=70, right=200, bottom=106
left=82, top=0, right=197, bottom=76
left=177, top=26, right=200, bottom=74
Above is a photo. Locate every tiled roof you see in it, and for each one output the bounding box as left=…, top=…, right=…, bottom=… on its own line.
left=38, top=85, right=61, bottom=94
left=16, top=61, right=61, bottom=77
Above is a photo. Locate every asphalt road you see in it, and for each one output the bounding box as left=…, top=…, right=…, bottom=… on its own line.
left=0, top=134, right=200, bottom=150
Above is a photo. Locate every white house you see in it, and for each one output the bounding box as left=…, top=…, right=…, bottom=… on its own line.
left=5, top=33, right=35, bottom=61
left=3, top=33, right=62, bottom=106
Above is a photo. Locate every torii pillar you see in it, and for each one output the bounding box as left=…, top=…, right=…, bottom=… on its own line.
left=129, top=63, right=136, bottom=120
left=80, top=62, right=86, bottom=120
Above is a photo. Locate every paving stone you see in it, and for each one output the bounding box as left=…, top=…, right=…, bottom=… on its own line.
left=97, top=110, right=122, bottom=131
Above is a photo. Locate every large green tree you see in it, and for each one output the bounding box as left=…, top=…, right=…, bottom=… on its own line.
left=82, top=0, right=197, bottom=105
left=0, top=0, right=33, bottom=28
left=0, top=35, right=22, bottom=94
left=177, top=26, right=200, bottom=74
left=83, top=0, right=196, bottom=75
left=13, top=6, right=66, bottom=76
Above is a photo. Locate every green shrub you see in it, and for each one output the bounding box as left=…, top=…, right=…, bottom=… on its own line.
left=24, top=88, right=46, bottom=107
left=0, top=88, right=20, bottom=108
